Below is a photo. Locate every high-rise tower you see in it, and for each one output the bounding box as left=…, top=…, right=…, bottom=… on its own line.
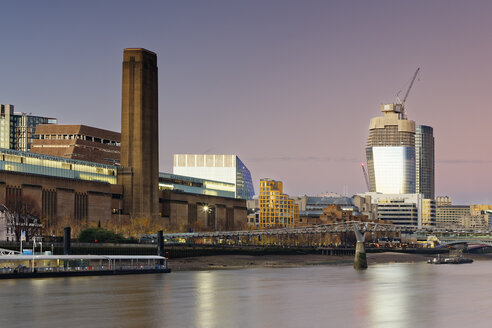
left=416, top=125, right=434, bottom=199
left=366, top=104, right=416, bottom=194
left=119, top=48, right=159, bottom=219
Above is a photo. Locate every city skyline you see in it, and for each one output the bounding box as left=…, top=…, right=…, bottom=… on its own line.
left=1, top=1, right=492, bottom=203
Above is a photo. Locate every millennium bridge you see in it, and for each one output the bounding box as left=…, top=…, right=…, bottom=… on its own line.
left=160, top=221, right=492, bottom=247
left=162, top=221, right=491, bottom=238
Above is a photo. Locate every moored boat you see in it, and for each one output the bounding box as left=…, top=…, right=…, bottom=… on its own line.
left=427, top=253, right=473, bottom=264
left=0, top=254, right=171, bottom=279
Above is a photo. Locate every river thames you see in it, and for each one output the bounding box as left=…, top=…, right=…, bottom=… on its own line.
left=1, top=261, right=492, bottom=327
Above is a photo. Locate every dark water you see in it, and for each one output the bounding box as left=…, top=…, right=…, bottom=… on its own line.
left=1, top=262, right=492, bottom=328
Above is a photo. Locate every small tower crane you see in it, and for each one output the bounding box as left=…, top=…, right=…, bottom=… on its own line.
left=396, top=67, right=420, bottom=118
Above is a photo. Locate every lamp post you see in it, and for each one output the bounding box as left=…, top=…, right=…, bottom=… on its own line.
left=202, top=204, right=217, bottom=232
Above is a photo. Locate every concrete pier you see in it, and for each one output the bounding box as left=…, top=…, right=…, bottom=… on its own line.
left=353, top=224, right=368, bottom=270
left=354, top=241, right=367, bottom=270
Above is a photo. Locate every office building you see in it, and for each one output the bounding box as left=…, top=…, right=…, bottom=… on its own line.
left=461, top=215, right=488, bottom=230
left=471, top=206, right=492, bottom=229
left=470, top=204, right=492, bottom=216
left=436, top=205, right=470, bottom=228
left=0, top=104, right=57, bottom=151
left=357, top=192, right=435, bottom=227
left=259, top=179, right=299, bottom=228
left=353, top=194, right=378, bottom=221
left=366, top=104, right=416, bottom=194
left=434, top=203, right=490, bottom=230
left=173, top=154, right=254, bottom=199
left=415, top=125, right=435, bottom=199
left=421, top=198, right=437, bottom=226
left=31, top=124, right=120, bottom=165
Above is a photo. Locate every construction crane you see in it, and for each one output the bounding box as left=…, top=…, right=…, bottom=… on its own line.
left=361, top=163, right=370, bottom=191
left=396, top=67, right=420, bottom=118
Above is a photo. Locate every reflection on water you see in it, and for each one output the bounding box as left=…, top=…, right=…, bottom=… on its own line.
left=196, top=272, right=217, bottom=328
left=367, top=264, right=436, bottom=328
left=1, top=262, right=492, bottom=327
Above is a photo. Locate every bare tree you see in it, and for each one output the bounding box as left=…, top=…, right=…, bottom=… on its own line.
left=5, top=195, right=42, bottom=242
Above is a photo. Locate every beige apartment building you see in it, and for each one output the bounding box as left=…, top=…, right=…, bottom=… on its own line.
left=259, top=179, right=299, bottom=228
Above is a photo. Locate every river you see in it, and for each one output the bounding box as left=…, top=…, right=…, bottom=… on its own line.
left=1, top=261, right=491, bottom=328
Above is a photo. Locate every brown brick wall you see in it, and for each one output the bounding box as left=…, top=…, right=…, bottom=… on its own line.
left=56, top=188, right=75, bottom=222
left=159, top=190, right=247, bottom=231
left=0, top=170, right=114, bottom=229
left=88, top=192, right=112, bottom=225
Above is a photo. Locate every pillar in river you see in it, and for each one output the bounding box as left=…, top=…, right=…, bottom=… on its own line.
left=353, top=224, right=368, bottom=270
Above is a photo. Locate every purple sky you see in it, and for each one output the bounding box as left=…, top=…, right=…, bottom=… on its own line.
left=1, top=0, right=491, bottom=204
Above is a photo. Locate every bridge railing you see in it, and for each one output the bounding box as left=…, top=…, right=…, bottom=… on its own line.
left=163, top=221, right=492, bottom=239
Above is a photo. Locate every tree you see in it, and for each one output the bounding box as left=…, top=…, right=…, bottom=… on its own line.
left=79, top=227, right=126, bottom=243
left=4, top=195, right=42, bottom=242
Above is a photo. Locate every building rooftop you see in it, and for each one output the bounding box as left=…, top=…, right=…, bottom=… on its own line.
left=35, top=124, right=121, bottom=142
left=306, top=196, right=354, bottom=206
left=0, top=147, right=117, bottom=184
left=124, top=48, right=157, bottom=55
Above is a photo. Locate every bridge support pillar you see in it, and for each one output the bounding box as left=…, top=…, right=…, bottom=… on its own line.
left=353, top=223, right=368, bottom=270
left=354, top=241, right=367, bottom=270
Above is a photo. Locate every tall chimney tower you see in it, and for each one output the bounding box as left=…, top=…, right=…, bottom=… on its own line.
left=119, top=48, right=159, bottom=219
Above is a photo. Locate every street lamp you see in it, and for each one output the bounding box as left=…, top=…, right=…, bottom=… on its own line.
left=202, top=204, right=216, bottom=231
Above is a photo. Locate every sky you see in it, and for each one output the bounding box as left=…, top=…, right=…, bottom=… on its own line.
left=1, top=0, right=491, bottom=204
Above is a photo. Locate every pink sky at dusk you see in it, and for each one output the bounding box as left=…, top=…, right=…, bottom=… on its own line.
left=0, top=0, right=491, bottom=204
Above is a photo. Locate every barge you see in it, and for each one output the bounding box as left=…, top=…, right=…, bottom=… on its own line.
left=0, top=254, right=171, bottom=279
left=427, top=254, right=473, bottom=265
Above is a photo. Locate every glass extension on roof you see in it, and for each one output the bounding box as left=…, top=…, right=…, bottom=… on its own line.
left=0, top=148, right=117, bottom=184
left=158, top=172, right=236, bottom=198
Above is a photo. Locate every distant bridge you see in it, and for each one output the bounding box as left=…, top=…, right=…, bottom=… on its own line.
left=437, top=238, right=492, bottom=248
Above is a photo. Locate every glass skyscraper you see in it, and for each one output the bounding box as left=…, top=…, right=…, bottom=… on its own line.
left=366, top=104, right=416, bottom=194
left=415, top=125, right=435, bottom=199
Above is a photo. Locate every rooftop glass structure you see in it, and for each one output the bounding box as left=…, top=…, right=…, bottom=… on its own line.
left=0, top=148, right=117, bottom=184
left=173, top=154, right=255, bottom=199
left=158, top=172, right=235, bottom=198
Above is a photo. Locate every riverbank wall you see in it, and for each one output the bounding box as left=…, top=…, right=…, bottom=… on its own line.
left=0, top=242, right=449, bottom=258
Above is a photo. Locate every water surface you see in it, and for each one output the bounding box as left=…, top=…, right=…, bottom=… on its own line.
left=1, top=262, right=491, bottom=327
